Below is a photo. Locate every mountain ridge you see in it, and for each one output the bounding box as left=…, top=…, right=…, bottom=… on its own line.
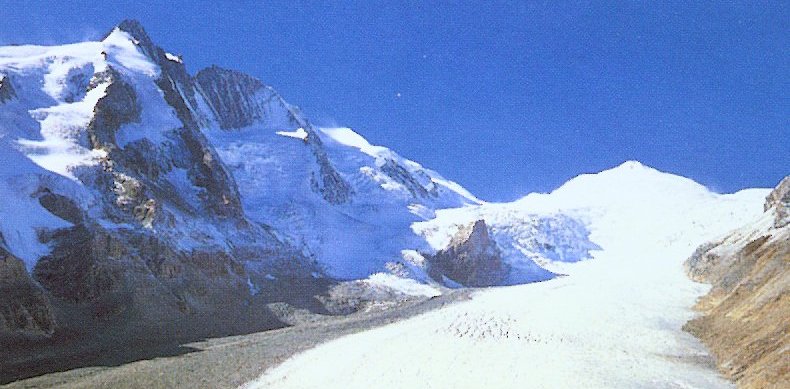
left=0, top=20, right=781, bottom=387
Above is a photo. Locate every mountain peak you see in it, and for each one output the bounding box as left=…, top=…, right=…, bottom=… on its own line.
left=616, top=160, right=649, bottom=170
left=102, top=19, right=157, bottom=58
left=115, top=19, right=151, bottom=43
left=195, top=65, right=264, bottom=89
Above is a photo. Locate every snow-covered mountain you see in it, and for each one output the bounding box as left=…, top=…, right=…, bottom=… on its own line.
left=0, top=19, right=775, bottom=353
left=0, top=20, right=486, bottom=340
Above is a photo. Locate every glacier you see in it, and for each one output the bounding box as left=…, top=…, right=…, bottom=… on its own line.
left=245, top=161, right=771, bottom=389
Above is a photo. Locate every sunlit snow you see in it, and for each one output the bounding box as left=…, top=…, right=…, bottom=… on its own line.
left=275, top=127, right=308, bottom=140
left=244, top=162, right=769, bottom=389
left=164, top=52, right=183, bottom=63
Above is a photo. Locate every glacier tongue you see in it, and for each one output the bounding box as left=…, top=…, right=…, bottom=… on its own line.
left=246, top=165, right=771, bottom=389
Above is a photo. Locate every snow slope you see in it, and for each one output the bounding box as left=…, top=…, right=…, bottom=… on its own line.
left=0, top=32, right=148, bottom=267
left=0, top=27, right=261, bottom=268
left=0, top=22, right=590, bottom=287
left=0, top=23, right=484, bottom=284
left=203, top=120, right=481, bottom=278
left=244, top=162, right=770, bottom=389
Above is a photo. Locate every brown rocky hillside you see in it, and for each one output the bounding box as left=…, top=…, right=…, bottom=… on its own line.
left=685, top=176, right=789, bottom=388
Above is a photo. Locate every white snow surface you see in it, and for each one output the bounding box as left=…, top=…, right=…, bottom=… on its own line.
left=0, top=29, right=226, bottom=266
left=205, top=125, right=480, bottom=279
left=275, top=127, right=308, bottom=140
left=244, top=162, right=770, bottom=389
left=164, top=52, right=182, bottom=63
left=0, top=30, right=158, bottom=266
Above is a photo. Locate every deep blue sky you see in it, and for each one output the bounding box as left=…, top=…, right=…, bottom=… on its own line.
left=1, top=1, right=787, bottom=201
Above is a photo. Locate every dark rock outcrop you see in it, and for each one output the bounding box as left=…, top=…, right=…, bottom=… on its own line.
left=764, top=176, right=790, bottom=228
left=114, top=19, right=208, bottom=126
left=35, top=188, right=85, bottom=225
left=428, top=220, right=509, bottom=287
left=0, top=237, right=55, bottom=337
left=86, top=68, right=140, bottom=150
left=0, top=73, right=16, bottom=103
left=684, top=176, right=790, bottom=389
left=380, top=159, right=436, bottom=198
left=195, top=66, right=300, bottom=130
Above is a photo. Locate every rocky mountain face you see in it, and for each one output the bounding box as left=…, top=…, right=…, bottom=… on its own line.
left=0, top=18, right=497, bottom=356
left=764, top=176, right=789, bottom=228
left=0, top=20, right=330, bottom=352
left=684, top=176, right=789, bottom=389
left=194, top=65, right=352, bottom=205
left=428, top=220, right=509, bottom=287
left=0, top=238, right=54, bottom=336
left=0, top=73, right=15, bottom=103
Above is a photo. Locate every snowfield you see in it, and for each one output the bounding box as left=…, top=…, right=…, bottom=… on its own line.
left=244, top=162, right=769, bottom=389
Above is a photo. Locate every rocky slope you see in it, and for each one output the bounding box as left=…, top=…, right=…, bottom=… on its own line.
left=427, top=219, right=509, bottom=287
left=0, top=18, right=516, bottom=359
left=685, top=176, right=789, bottom=388
left=0, top=238, right=54, bottom=336
left=0, top=19, right=328, bottom=350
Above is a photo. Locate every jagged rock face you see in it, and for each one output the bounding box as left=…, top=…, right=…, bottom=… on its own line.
left=309, top=145, right=353, bottom=204
left=0, top=73, right=15, bottom=103
left=33, top=225, right=245, bottom=309
left=195, top=66, right=300, bottom=130
left=764, top=176, right=790, bottom=228
left=195, top=65, right=352, bottom=205
left=0, top=19, right=329, bottom=344
left=0, top=240, right=55, bottom=337
left=428, top=220, right=509, bottom=287
left=379, top=159, right=436, bottom=199
left=30, top=222, right=323, bottom=332
left=36, top=188, right=85, bottom=225
left=86, top=68, right=139, bottom=150
left=108, top=22, right=246, bottom=221
left=114, top=20, right=207, bottom=127
left=684, top=178, right=790, bottom=389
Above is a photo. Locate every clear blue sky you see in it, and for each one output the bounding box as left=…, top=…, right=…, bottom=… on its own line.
left=1, top=1, right=787, bottom=201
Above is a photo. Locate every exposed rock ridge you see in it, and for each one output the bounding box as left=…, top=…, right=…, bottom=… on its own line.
left=0, top=20, right=328, bottom=347
left=0, top=234, right=55, bottom=336
left=194, top=66, right=299, bottom=130
left=684, top=176, right=790, bottom=389
left=194, top=65, right=352, bottom=204
left=0, top=73, right=16, bottom=103
left=86, top=67, right=139, bottom=151
left=764, top=176, right=790, bottom=228
left=428, top=220, right=509, bottom=287
left=380, top=159, right=436, bottom=198
left=114, top=19, right=208, bottom=127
